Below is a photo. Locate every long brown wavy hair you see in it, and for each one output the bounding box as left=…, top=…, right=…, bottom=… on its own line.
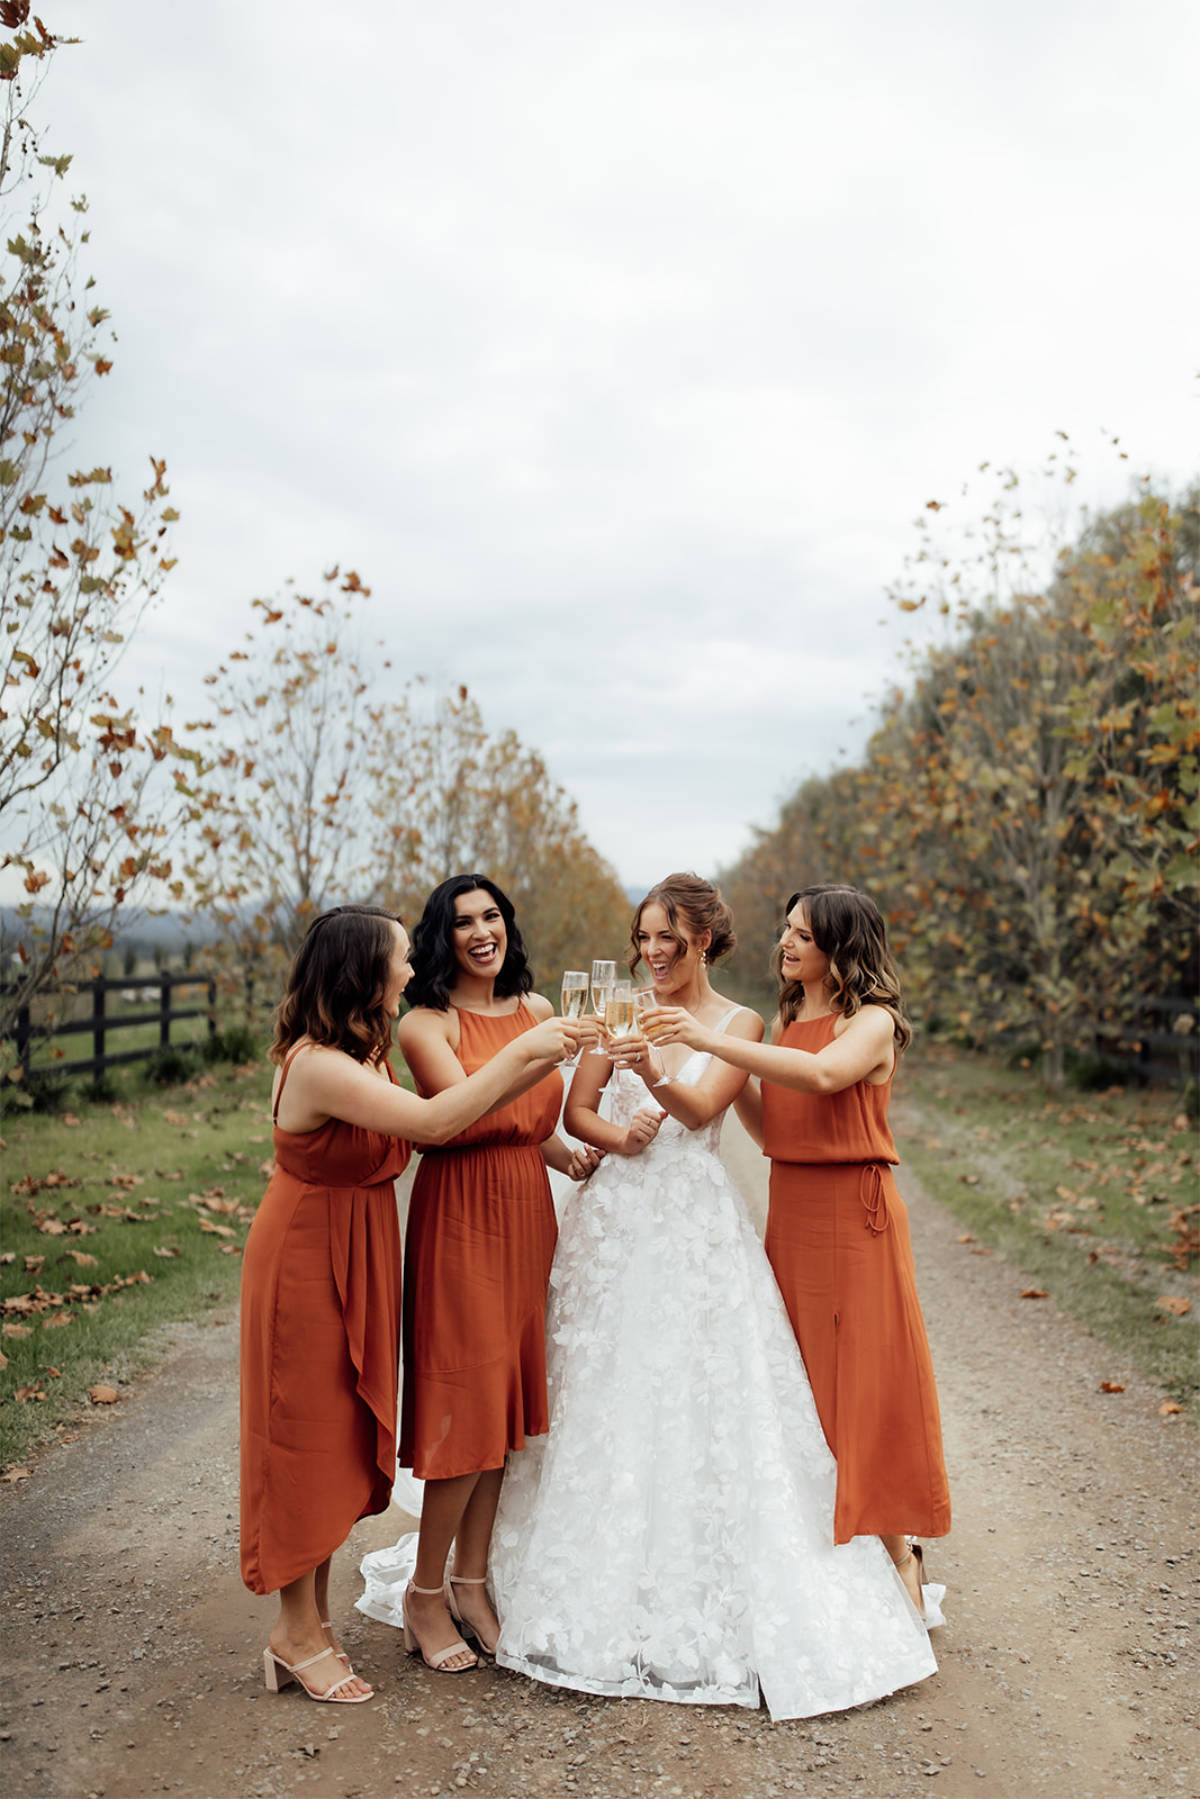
left=628, top=872, right=736, bottom=974
left=777, top=883, right=911, bottom=1050
left=270, top=905, right=404, bottom=1066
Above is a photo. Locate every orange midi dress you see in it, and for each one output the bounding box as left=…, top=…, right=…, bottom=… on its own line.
left=240, top=1051, right=411, bottom=1595
left=761, top=1014, right=950, bottom=1545
left=400, top=1003, right=561, bottom=1481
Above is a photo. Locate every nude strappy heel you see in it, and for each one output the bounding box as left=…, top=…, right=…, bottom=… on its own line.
left=895, top=1541, right=927, bottom=1620
left=320, top=1619, right=351, bottom=1670
left=402, top=1581, right=478, bottom=1672
left=447, top=1572, right=500, bottom=1656
left=262, top=1644, right=371, bottom=1703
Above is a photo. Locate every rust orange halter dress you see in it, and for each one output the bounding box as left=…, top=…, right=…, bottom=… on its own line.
left=761, top=1014, right=950, bottom=1545
left=240, top=1050, right=410, bottom=1595
left=400, top=1002, right=562, bottom=1480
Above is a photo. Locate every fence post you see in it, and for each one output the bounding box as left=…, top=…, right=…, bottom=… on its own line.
left=92, top=978, right=106, bottom=1072
left=16, top=1002, right=31, bottom=1082
left=207, top=975, right=217, bottom=1046
left=160, top=974, right=171, bottom=1049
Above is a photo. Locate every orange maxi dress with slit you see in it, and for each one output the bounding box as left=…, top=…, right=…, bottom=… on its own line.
left=400, top=1002, right=561, bottom=1481
left=240, top=1051, right=410, bottom=1595
left=760, top=1014, right=950, bottom=1545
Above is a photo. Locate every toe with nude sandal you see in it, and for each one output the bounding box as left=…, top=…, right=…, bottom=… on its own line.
left=263, top=1643, right=373, bottom=1704
left=402, top=1580, right=479, bottom=1672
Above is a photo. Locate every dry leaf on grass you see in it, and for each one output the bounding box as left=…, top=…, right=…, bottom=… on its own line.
left=959, top=1173, right=981, bottom=1186
left=2, top=1323, right=32, bottom=1338
left=1020, top=1288, right=1049, bottom=1299
left=162, top=1110, right=190, bottom=1125
left=153, top=1245, right=181, bottom=1259
left=1099, top=1380, right=1126, bottom=1393
left=1154, top=1296, right=1192, bottom=1317
left=63, top=1250, right=98, bottom=1268
left=1158, top=1401, right=1184, bottom=1416
left=60, top=1112, right=81, bottom=1127
left=88, top=1385, right=120, bottom=1405
left=42, top=1313, right=72, bottom=1331
left=15, top=1385, right=47, bottom=1402
left=956, top=1233, right=977, bottom=1244
left=2, top=1467, right=31, bottom=1482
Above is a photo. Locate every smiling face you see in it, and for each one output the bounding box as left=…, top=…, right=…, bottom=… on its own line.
left=779, top=902, right=830, bottom=993
left=382, top=920, right=414, bottom=1017
left=450, top=888, right=508, bottom=982
left=635, top=900, right=708, bottom=996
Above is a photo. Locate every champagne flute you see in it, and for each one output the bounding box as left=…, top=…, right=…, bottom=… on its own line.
left=590, top=959, right=616, bottom=1056
left=633, top=985, right=659, bottom=1037
left=560, top=970, right=589, bottom=1067
left=605, top=980, right=635, bottom=1042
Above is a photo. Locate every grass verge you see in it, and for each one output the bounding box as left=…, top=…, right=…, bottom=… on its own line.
left=1, top=1057, right=274, bottom=1471
left=894, top=1045, right=1199, bottom=1410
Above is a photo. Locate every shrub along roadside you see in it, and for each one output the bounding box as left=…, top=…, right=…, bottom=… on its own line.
left=894, top=1047, right=1199, bottom=1409
left=1, top=1059, right=276, bottom=1469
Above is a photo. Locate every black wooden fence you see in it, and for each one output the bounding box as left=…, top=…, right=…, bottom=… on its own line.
left=4, top=972, right=217, bottom=1084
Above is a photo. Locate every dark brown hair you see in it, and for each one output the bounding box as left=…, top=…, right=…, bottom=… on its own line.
left=628, top=872, right=736, bottom=973
left=270, top=904, right=403, bottom=1066
left=777, top=883, right=911, bottom=1050
left=405, top=874, right=532, bottom=1011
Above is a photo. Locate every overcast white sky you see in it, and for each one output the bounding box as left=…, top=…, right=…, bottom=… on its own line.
left=36, top=0, right=1200, bottom=889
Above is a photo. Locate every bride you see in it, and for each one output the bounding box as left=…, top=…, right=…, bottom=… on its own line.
left=484, top=873, right=941, bottom=1721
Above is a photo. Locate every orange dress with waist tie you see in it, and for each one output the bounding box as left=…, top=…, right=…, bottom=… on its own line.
left=239, top=1050, right=410, bottom=1595
left=400, top=1002, right=562, bottom=1481
left=761, top=1014, right=950, bottom=1545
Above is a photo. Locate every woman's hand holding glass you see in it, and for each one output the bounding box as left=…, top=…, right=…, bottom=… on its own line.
left=637, top=1005, right=707, bottom=1053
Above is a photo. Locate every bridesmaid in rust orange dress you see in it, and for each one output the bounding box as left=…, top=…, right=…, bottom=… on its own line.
left=396, top=876, right=601, bottom=1672
left=241, top=905, right=582, bottom=1704
left=647, top=883, right=949, bottom=1619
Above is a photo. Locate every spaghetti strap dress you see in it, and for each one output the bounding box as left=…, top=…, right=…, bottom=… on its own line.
left=399, top=1002, right=562, bottom=1480
left=761, top=1014, right=950, bottom=1545
left=239, top=1049, right=410, bottom=1595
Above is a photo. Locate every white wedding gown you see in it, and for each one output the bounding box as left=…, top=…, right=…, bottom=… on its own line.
left=360, top=1029, right=942, bottom=1721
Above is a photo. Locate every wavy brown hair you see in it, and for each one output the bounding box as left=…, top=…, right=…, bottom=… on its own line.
left=628, top=872, right=736, bottom=973
left=270, top=905, right=403, bottom=1066
left=777, top=883, right=911, bottom=1050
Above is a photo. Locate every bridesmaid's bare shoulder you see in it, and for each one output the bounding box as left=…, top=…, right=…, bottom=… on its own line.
left=398, top=1004, right=460, bottom=1054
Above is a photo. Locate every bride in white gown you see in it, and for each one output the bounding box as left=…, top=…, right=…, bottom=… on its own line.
left=362, top=875, right=942, bottom=1720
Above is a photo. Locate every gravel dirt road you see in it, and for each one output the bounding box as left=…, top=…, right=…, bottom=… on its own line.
left=2, top=1117, right=1196, bottom=1799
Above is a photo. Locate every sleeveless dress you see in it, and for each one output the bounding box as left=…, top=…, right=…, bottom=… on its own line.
left=240, top=1050, right=410, bottom=1595
left=761, top=1014, right=951, bottom=1545
left=479, top=1025, right=940, bottom=1720
left=399, top=1002, right=562, bottom=1480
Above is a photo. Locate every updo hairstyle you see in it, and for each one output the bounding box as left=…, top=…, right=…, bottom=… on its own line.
left=628, top=871, right=736, bottom=973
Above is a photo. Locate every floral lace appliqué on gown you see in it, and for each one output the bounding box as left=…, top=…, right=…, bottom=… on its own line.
left=486, top=1037, right=942, bottom=1721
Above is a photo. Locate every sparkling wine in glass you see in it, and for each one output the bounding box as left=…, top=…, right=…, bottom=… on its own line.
left=590, top=960, right=616, bottom=1052
left=560, top=970, right=589, bottom=1067
left=633, top=985, right=659, bottom=1037
left=606, top=980, right=635, bottom=1040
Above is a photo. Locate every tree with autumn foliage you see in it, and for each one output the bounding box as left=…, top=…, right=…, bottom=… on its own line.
left=720, top=462, right=1198, bottom=1086
left=186, top=585, right=630, bottom=994
left=183, top=569, right=380, bottom=978
left=365, top=685, right=630, bottom=983
left=0, top=10, right=195, bottom=1053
